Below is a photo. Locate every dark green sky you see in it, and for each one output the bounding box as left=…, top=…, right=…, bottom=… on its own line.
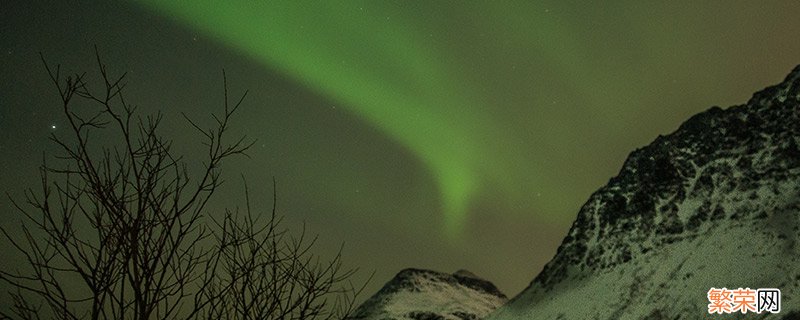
left=2, top=0, right=800, bottom=300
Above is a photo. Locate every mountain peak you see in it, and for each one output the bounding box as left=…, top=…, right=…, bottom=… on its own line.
left=747, top=64, right=800, bottom=107
left=490, top=65, right=800, bottom=319
left=453, top=269, right=479, bottom=279
left=350, top=268, right=507, bottom=320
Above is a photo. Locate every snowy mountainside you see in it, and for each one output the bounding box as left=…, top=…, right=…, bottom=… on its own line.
left=349, top=268, right=507, bottom=320
left=488, top=66, right=800, bottom=319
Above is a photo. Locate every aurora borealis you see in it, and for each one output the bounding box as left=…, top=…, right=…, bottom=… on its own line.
left=131, top=1, right=542, bottom=237
left=2, top=0, right=800, bottom=301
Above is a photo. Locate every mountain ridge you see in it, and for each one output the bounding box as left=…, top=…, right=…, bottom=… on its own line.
left=350, top=268, right=507, bottom=320
left=490, top=64, right=800, bottom=319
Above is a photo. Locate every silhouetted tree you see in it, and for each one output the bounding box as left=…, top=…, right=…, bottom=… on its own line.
left=1, top=52, right=365, bottom=320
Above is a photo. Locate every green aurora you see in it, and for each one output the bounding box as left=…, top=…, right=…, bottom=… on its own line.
left=5, top=0, right=799, bottom=298
left=134, top=1, right=585, bottom=237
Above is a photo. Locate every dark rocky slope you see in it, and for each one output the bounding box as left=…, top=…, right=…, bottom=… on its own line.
left=489, top=66, right=800, bottom=319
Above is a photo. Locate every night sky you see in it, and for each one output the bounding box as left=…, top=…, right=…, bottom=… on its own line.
left=2, top=1, right=800, bottom=302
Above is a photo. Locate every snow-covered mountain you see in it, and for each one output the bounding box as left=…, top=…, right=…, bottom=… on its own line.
left=488, top=66, right=800, bottom=319
left=349, top=268, right=507, bottom=320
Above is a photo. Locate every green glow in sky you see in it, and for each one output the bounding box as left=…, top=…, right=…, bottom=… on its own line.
left=134, top=1, right=559, bottom=238
left=4, top=0, right=800, bottom=299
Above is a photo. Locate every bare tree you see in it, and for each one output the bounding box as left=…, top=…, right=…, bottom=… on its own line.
left=0, top=52, right=365, bottom=320
left=192, top=179, right=365, bottom=320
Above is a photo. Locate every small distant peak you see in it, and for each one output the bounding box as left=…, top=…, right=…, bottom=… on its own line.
left=453, top=269, right=480, bottom=279
left=351, top=267, right=508, bottom=320
left=395, top=268, right=435, bottom=278
left=377, top=267, right=507, bottom=299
